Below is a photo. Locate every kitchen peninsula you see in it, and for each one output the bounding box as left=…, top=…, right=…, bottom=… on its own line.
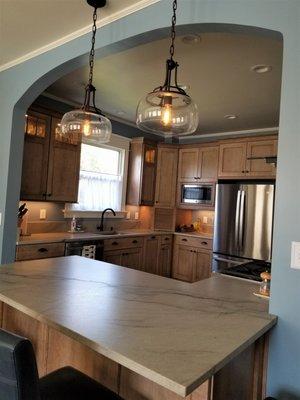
left=0, top=256, right=276, bottom=399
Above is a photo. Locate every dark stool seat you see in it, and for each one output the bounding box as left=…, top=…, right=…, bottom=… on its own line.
left=40, top=366, right=121, bottom=400
left=0, top=328, right=123, bottom=400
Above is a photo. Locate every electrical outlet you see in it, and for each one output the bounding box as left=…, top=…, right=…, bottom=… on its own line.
left=126, top=211, right=131, bottom=219
left=134, top=212, right=139, bottom=220
left=203, top=216, right=208, bottom=224
left=291, top=242, right=300, bottom=269
left=40, top=209, right=47, bottom=220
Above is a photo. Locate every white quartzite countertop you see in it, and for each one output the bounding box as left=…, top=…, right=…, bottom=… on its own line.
left=0, top=256, right=276, bottom=396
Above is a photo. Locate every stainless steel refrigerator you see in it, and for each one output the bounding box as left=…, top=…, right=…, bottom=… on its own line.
left=213, top=182, right=274, bottom=271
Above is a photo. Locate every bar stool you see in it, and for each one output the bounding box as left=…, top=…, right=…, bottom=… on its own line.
left=0, top=328, right=123, bottom=400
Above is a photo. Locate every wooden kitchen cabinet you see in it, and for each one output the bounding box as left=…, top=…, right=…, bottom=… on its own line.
left=16, top=242, right=65, bottom=261
left=143, top=235, right=161, bottom=274
left=103, top=236, right=144, bottom=271
left=46, top=117, right=81, bottom=202
left=172, top=235, right=212, bottom=283
left=154, top=146, right=178, bottom=208
left=178, top=146, right=219, bottom=183
left=21, top=108, right=81, bottom=202
left=126, top=138, right=157, bottom=206
left=158, top=243, right=172, bottom=277
left=20, top=111, right=51, bottom=200
left=218, top=136, right=277, bottom=179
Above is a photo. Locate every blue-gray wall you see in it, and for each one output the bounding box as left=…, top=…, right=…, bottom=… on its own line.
left=0, top=1, right=300, bottom=397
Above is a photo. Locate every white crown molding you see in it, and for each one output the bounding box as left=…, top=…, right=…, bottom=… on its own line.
left=179, top=126, right=279, bottom=142
left=0, top=0, right=161, bottom=73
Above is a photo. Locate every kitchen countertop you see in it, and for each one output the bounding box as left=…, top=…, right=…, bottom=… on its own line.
left=16, top=230, right=173, bottom=246
left=0, top=256, right=276, bottom=396
left=17, top=230, right=212, bottom=246
left=174, top=231, right=213, bottom=239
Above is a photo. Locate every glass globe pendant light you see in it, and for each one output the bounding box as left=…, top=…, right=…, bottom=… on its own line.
left=136, top=0, right=199, bottom=137
left=61, top=0, right=111, bottom=144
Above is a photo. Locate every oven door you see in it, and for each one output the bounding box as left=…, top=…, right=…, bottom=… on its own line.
left=181, top=184, right=214, bottom=205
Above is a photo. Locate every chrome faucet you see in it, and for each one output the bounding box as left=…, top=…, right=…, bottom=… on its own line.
left=97, top=208, right=116, bottom=231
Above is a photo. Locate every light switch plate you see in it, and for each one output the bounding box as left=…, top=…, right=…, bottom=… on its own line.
left=291, top=242, right=300, bottom=269
left=40, top=209, right=47, bottom=220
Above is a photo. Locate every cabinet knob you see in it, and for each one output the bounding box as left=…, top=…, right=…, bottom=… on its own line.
left=132, top=240, right=138, bottom=244
left=151, top=236, right=156, bottom=239
left=194, top=177, right=198, bottom=180
left=47, top=193, right=52, bottom=197
left=201, top=241, right=208, bottom=245
left=38, top=247, right=48, bottom=253
left=112, top=241, right=118, bottom=246
left=164, top=237, right=170, bottom=241
left=182, top=238, right=188, bottom=242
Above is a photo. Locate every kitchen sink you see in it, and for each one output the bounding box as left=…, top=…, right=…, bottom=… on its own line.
left=98, top=231, right=120, bottom=236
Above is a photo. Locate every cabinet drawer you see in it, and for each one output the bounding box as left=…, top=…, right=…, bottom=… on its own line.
left=174, top=235, right=212, bottom=250
left=16, top=242, right=65, bottom=261
left=160, top=234, right=173, bottom=243
left=104, top=236, right=144, bottom=251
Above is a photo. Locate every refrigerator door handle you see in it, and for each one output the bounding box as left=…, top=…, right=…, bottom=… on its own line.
left=235, top=190, right=242, bottom=250
left=239, top=190, right=246, bottom=249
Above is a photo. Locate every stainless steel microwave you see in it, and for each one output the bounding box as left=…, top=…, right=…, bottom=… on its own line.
left=180, top=183, right=215, bottom=206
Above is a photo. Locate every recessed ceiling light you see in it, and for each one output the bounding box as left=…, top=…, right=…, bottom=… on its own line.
left=251, top=64, right=272, bottom=74
left=182, top=34, right=201, bottom=45
left=224, top=114, right=237, bottom=120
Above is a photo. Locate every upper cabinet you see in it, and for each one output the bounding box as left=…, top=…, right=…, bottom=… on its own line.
left=21, top=108, right=81, bottom=202
left=154, top=146, right=178, bottom=208
left=126, top=138, right=157, bottom=206
left=178, top=146, right=219, bottom=182
left=218, top=137, right=277, bottom=179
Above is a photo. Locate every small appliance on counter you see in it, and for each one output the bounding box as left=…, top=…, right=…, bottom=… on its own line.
left=213, top=181, right=275, bottom=281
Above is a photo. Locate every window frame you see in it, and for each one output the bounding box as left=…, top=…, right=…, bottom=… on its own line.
left=64, top=133, right=130, bottom=218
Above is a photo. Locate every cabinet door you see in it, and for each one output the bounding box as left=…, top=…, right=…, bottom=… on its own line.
left=20, top=111, right=51, bottom=200
left=178, top=148, right=199, bottom=182
left=122, top=247, right=143, bottom=270
left=155, top=147, right=178, bottom=208
left=46, top=117, right=81, bottom=202
left=198, top=146, right=219, bottom=182
left=246, top=139, right=277, bottom=178
left=158, top=244, right=172, bottom=277
left=103, top=250, right=123, bottom=266
left=195, top=250, right=212, bottom=281
left=218, top=142, right=247, bottom=178
left=141, top=144, right=157, bottom=205
left=172, top=245, right=196, bottom=282
left=143, top=235, right=160, bottom=274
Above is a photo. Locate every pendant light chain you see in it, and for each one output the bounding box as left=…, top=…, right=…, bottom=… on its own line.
left=88, top=7, right=98, bottom=87
left=169, top=0, right=177, bottom=61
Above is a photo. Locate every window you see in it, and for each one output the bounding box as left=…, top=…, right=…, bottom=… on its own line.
left=72, top=143, right=125, bottom=211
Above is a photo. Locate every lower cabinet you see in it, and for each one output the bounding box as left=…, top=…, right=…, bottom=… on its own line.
left=16, top=242, right=66, bottom=261
left=172, top=235, right=212, bottom=283
left=103, top=234, right=173, bottom=277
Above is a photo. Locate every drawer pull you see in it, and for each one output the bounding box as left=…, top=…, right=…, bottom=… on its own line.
left=151, top=236, right=156, bottom=239
left=182, top=238, right=188, bottom=242
left=201, top=241, right=208, bottom=245
left=164, top=237, right=170, bottom=241
left=38, top=248, right=48, bottom=253
left=132, top=240, right=138, bottom=244
left=112, top=241, right=119, bottom=246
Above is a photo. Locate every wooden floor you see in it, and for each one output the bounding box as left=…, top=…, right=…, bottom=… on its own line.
left=0, top=301, right=267, bottom=399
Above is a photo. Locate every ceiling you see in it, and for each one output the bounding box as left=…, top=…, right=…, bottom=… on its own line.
left=46, top=31, right=283, bottom=136
left=0, top=0, right=155, bottom=70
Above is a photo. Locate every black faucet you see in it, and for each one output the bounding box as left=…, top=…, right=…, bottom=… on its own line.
left=97, top=208, right=116, bottom=231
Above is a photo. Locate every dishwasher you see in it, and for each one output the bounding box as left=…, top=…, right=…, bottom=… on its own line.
left=64, top=240, right=104, bottom=260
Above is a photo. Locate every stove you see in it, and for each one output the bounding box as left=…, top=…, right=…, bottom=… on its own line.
left=220, top=261, right=271, bottom=282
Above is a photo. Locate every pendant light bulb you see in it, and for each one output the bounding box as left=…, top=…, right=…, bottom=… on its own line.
left=60, top=1, right=111, bottom=145
left=136, top=0, right=199, bottom=137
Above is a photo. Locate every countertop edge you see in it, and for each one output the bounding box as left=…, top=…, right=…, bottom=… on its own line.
left=0, top=290, right=277, bottom=397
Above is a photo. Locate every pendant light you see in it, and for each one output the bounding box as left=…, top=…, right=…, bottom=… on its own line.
left=136, top=0, right=199, bottom=136
left=61, top=0, right=111, bottom=144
